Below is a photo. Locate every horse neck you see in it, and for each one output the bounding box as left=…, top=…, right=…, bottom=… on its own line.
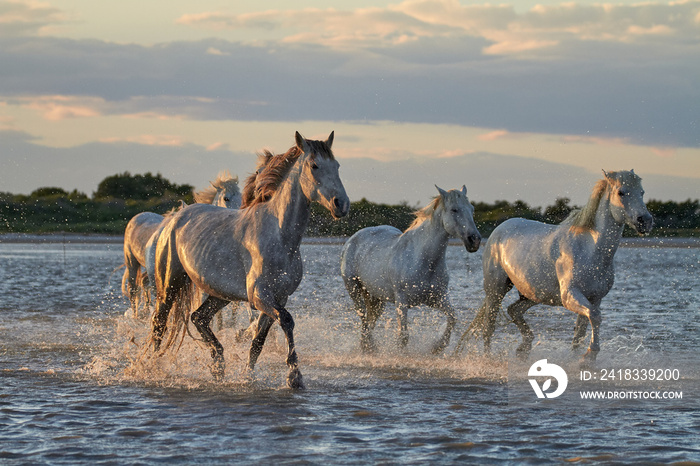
left=267, top=165, right=310, bottom=247
left=404, top=208, right=450, bottom=264
left=592, top=192, right=625, bottom=260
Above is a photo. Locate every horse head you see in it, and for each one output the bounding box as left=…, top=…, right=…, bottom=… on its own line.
left=212, top=174, right=243, bottom=209
left=603, top=169, right=653, bottom=235
left=296, top=131, right=350, bottom=219
left=436, top=185, right=481, bottom=252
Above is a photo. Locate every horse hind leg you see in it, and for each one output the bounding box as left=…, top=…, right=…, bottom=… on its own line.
left=360, top=293, right=384, bottom=353
left=346, top=277, right=383, bottom=353
left=124, top=260, right=140, bottom=317
left=431, top=299, right=456, bottom=355
left=507, top=294, right=537, bottom=359
left=191, top=296, right=230, bottom=380
left=465, top=276, right=512, bottom=353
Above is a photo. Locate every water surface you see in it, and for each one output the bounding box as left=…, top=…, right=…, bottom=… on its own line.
left=0, top=241, right=698, bottom=463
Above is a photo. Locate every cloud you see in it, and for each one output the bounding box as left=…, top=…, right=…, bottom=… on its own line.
left=478, top=129, right=512, bottom=141
left=176, top=1, right=700, bottom=56
left=19, top=95, right=101, bottom=120
left=650, top=147, right=676, bottom=158
left=1, top=2, right=699, bottom=149
left=98, top=134, right=187, bottom=147
left=0, top=0, right=68, bottom=36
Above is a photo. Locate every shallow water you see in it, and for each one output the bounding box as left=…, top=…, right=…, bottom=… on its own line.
left=0, top=241, right=698, bottom=464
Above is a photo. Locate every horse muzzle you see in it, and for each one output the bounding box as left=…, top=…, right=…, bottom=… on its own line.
left=634, top=213, right=654, bottom=235
left=464, top=233, right=481, bottom=253
left=330, top=196, right=350, bottom=219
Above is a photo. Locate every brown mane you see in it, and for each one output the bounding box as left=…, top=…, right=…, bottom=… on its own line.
left=241, top=137, right=335, bottom=208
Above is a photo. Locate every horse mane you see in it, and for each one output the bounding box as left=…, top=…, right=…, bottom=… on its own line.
left=562, top=170, right=641, bottom=232
left=194, top=171, right=240, bottom=204
left=241, top=150, right=275, bottom=208
left=162, top=201, right=187, bottom=220
left=242, top=138, right=335, bottom=208
left=407, top=196, right=442, bottom=231
left=561, top=179, right=608, bottom=232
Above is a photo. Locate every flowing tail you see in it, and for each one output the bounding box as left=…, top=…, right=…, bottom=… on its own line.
left=150, top=277, right=197, bottom=356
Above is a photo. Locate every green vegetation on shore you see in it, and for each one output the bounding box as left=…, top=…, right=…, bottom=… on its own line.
left=1, top=173, right=698, bottom=237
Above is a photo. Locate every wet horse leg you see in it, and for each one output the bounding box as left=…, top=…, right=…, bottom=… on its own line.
left=191, top=296, right=230, bottom=380
left=247, top=312, right=274, bottom=370
left=507, top=294, right=537, bottom=358
left=560, top=286, right=601, bottom=362
left=347, top=277, right=383, bottom=353
left=480, top=266, right=513, bottom=352
left=396, top=301, right=410, bottom=349
left=431, top=297, right=456, bottom=354
left=572, top=314, right=589, bottom=350
left=249, top=286, right=304, bottom=389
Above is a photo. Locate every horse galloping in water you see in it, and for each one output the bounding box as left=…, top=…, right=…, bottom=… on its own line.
left=464, top=170, right=652, bottom=362
left=341, top=185, right=481, bottom=354
left=122, top=172, right=242, bottom=317
left=151, top=132, right=349, bottom=389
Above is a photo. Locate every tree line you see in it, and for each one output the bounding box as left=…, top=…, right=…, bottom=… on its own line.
left=1, top=172, right=698, bottom=237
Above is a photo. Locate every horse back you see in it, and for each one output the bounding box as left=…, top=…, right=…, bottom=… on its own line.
left=341, top=225, right=405, bottom=301
left=124, top=211, right=164, bottom=266
left=485, top=217, right=562, bottom=303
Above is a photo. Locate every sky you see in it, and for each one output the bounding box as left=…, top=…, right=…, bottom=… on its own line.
left=0, top=0, right=698, bottom=207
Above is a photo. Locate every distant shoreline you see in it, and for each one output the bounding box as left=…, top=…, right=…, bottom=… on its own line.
left=1, top=233, right=698, bottom=248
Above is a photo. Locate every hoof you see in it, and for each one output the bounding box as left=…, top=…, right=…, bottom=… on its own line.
left=287, top=367, right=305, bottom=390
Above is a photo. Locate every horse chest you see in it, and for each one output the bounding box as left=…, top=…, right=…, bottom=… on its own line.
left=393, top=263, right=447, bottom=304
left=576, top=263, right=615, bottom=300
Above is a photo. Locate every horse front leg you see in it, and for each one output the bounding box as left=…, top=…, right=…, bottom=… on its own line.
left=507, top=295, right=537, bottom=359
left=250, top=289, right=304, bottom=390
left=572, top=314, right=589, bottom=351
left=247, top=312, right=274, bottom=370
left=560, top=287, right=601, bottom=362
left=191, top=296, right=230, bottom=380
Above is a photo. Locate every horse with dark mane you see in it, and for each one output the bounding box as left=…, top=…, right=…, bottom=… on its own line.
left=151, top=132, right=349, bottom=389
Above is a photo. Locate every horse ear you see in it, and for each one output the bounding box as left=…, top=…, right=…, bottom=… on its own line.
left=602, top=169, right=610, bottom=180
left=295, top=131, right=306, bottom=151
left=435, top=185, right=447, bottom=198
left=461, top=185, right=467, bottom=196
left=630, top=168, right=635, bottom=175
left=326, top=131, right=334, bottom=149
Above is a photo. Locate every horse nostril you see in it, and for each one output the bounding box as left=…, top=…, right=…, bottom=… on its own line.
left=333, top=198, right=341, bottom=208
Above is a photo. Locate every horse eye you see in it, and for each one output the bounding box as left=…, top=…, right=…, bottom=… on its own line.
left=224, top=197, right=230, bottom=202
left=618, top=189, right=625, bottom=196
left=311, top=163, right=319, bottom=170
left=451, top=208, right=458, bottom=213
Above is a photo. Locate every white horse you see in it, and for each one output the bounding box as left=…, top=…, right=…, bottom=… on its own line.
left=151, top=132, right=349, bottom=389
left=123, top=172, right=242, bottom=317
left=341, top=185, right=481, bottom=354
left=466, top=170, right=653, bottom=361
